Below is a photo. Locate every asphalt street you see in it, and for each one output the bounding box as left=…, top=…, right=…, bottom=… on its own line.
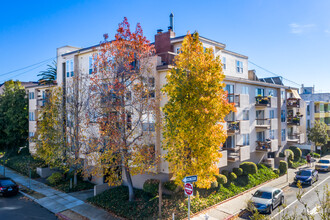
left=0, top=193, right=57, bottom=220
left=239, top=170, right=330, bottom=219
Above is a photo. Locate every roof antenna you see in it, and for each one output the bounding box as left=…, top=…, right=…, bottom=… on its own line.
left=169, top=12, right=174, bottom=31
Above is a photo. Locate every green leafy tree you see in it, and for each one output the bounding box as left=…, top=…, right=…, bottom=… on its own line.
left=37, top=60, right=57, bottom=85
left=162, top=32, right=235, bottom=189
left=0, top=80, right=28, bottom=154
left=308, top=120, right=329, bottom=153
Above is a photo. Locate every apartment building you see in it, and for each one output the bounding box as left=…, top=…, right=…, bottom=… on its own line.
left=50, top=17, right=307, bottom=189
left=26, top=84, right=56, bottom=154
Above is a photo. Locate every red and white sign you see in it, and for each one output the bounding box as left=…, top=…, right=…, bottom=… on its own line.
left=184, top=183, right=193, bottom=196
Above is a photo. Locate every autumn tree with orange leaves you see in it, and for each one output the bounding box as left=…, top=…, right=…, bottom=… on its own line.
left=86, top=18, right=157, bottom=201
left=162, top=32, right=235, bottom=189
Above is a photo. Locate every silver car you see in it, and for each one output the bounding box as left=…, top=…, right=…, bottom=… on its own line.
left=250, top=187, right=284, bottom=214
left=315, top=159, right=330, bottom=172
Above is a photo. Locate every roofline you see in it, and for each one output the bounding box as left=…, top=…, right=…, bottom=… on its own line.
left=222, top=49, right=248, bottom=59
left=25, top=83, right=57, bottom=89
left=62, top=44, right=100, bottom=56
left=170, top=35, right=226, bottom=48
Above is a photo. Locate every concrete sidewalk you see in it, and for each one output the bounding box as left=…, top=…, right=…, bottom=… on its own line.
left=192, top=167, right=301, bottom=220
left=0, top=165, right=119, bottom=220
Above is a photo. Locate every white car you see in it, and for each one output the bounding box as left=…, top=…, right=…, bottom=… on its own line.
left=250, top=187, right=284, bottom=214
left=315, top=159, right=330, bottom=172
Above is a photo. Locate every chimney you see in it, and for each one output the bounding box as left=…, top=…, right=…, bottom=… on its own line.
left=157, top=29, right=163, bottom=34
left=169, top=12, right=174, bottom=31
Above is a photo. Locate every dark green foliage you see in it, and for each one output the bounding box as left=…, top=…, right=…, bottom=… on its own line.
left=307, top=120, right=329, bottom=148
left=289, top=146, right=302, bottom=162
left=279, top=160, right=288, bottom=175
left=215, top=174, right=227, bottom=185
left=143, top=179, right=160, bottom=196
left=221, top=170, right=229, bottom=176
left=239, top=162, right=258, bottom=175
left=310, top=152, right=320, bottom=158
left=211, top=181, right=218, bottom=188
left=279, top=152, right=285, bottom=157
left=3, top=154, right=45, bottom=178
left=291, top=158, right=307, bottom=169
left=37, top=60, right=57, bottom=85
left=273, top=169, right=280, bottom=175
left=288, top=160, right=293, bottom=168
left=233, top=167, right=243, bottom=176
left=54, top=179, right=94, bottom=193
left=285, top=149, right=294, bottom=161
left=47, top=172, right=63, bottom=185
left=0, top=80, right=28, bottom=152
left=163, top=180, right=177, bottom=192
left=228, top=172, right=237, bottom=181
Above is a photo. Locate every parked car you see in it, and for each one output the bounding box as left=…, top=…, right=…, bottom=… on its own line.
left=315, top=159, right=330, bottom=172
left=294, top=168, right=318, bottom=186
left=250, top=187, right=284, bottom=214
left=0, top=177, right=19, bottom=196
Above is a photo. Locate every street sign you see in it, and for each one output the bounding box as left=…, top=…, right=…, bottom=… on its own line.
left=182, top=175, right=198, bottom=183
left=184, top=183, right=193, bottom=196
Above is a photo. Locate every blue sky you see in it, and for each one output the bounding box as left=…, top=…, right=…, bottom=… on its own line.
left=1, top=0, right=329, bottom=91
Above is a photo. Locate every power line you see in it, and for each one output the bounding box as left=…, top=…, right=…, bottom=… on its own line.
left=0, top=56, right=57, bottom=77
left=248, top=60, right=301, bottom=87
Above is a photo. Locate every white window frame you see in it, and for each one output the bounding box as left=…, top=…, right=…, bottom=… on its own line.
left=243, top=110, right=249, bottom=120
left=222, top=57, right=226, bottom=70
left=236, top=60, right=243, bottom=73
left=242, top=86, right=249, bottom=95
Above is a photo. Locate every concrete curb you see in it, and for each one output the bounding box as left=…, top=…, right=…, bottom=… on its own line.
left=19, top=189, right=38, bottom=202
left=56, top=212, right=72, bottom=220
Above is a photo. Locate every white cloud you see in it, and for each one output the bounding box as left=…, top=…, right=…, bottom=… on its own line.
left=289, top=23, right=315, bottom=34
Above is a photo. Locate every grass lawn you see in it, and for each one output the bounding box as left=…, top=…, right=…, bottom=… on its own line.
left=88, top=164, right=279, bottom=219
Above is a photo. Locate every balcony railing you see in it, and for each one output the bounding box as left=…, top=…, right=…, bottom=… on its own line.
left=227, top=121, right=240, bottom=134
left=255, top=96, right=271, bottom=107
left=227, top=94, right=240, bottom=107
left=287, top=134, right=300, bottom=143
left=287, top=98, right=300, bottom=108
left=255, top=140, right=271, bottom=152
left=255, top=119, right=271, bottom=130
left=287, top=117, right=301, bottom=126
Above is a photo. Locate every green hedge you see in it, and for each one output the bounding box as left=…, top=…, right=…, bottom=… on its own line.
left=239, top=162, right=258, bottom=175
left=47, top=172, right=63, bottom=185
left=233, top=168, right=243, bottom=176
left=311, top=152, right=320, bottom=158
left=289, top=146, right=302, bottom=162
left=215, top=174, right=227, bottom=185
left=163, top=180, right=177, bottom=192
left=143, top=179, right=160, bottom=196
left=228, top=172, right=237, bottom=181
left=221, top=170, right=229, bottom=177
left=285, top=149, right=294, bottom=162
left=279, top=160, right=288, bottom=175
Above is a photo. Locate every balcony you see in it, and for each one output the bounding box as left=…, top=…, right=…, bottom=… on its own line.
left=255, top=140, right=271, bottom=152
left=255, top=119, right=271, bottom=130
left=287, top=117, right=301, bottom=126
left=255, top=96, right=271, bottom=108
left=227, top=94, right=240, bottom=107
left=227, top=121, right=240, bottom=134
left=225, top=145, right=251, bottom=162
left=287, top=133, right=302, bottom=144
left=287, top=98, right=300, bottom=108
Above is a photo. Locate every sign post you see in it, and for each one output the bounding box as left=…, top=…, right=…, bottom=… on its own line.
left=182, top=175, right=197, bottom=220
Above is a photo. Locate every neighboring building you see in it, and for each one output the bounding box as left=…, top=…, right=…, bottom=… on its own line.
left=0, top=81, right=38, bottom=94
left=26, top=84, right=57, bottom=154
left=300, top=85, right=330, bottom=153
left=50, top=16, right=307, bottom=189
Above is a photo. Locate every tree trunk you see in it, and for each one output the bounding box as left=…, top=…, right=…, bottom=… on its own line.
left=124, top=167, right=134, bottom=201
left=74, top=170, right=77, bottom=186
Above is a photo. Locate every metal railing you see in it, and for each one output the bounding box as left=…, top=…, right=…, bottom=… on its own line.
left=255, top=96, right=271, bottom=106
left=287, top=98, right=300, bottom=108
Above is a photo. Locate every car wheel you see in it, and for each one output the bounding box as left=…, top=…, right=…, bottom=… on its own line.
left=309, top=180, right=313, bottom=186
left=280, top=196, right=284, bottom=205
left=268, top=205, right=273, bottom=214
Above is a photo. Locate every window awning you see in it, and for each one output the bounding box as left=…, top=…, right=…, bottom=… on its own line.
left=290, top=89, right=301, bottom=99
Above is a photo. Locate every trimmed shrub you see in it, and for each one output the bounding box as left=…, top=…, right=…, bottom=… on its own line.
left=279, top=160, right=288, bottom=175
left=233, top=168, right=243, bottom=177
left=47, top=172, right=63, bottom=185
left=228, top=172, right=237, bottom=181
left=221, top=170, right=229, bottom=177
left=163, top=180, right=177, bottom=192
left=143, top=179, right=160, bottom=196
left=311, top=152, right=320, bottom=158
left=215, top=174, right=227, bottom=185
left=289, top=146, right=302, bottom=162
left=288, top=160, right=293, bottom=168
left=211, top=181, right=218, bottom=188
left=239, top=162, right=258, bottom=175
left=285, top=149, right=294, bottom=162
left=279, top=152, right=285, bottom=158
left=273, top=168, right=280, bottom=175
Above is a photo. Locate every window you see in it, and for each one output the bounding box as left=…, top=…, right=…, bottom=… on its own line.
left=142, top=123, right=155, bottom=132
left=225, top=84, right=234, bottom=94
left=148, top=77, right=155, bottom=87
left=269, top=110, right=275, bottom=119
left=269, top=130, right=275, bottom=140
left=29, top=112, right=35, bottom=121
left=307, top=105, right=310, bottom=115
left=256, top=88, right=265, bottom=96
left=281, top=110, right=286, bottom=122
left=29, top=92, right=35, bottom=100
left=243, top=110, right=249, bottom=120
left=281, top=91, right=285, bottom=99
left=242, top=86, right=249, bottom=95
left=66, top=60, right=70, bottom=78
left=236, top=60, right=243, bottom=73
left=307, top=120, right=310, bottom=129
left=89, top=56, right=94, bottom=74
left=281, top=129, right=286, bottom=141
left=268, top=89, right=275, bottom=97
left=176, top=47, right=181, bottom=54
left=257, top=131, right=265, bottom=142
left=222, top=57, right=226, bottom=70
left=224, top=135, right=235, bottom=148
left=70, top=59, right=74, bottom=77
left=29, top=132, right=35, bottom=137
left=127, top=113, right=132, bottom=130
left=243, top=134, right=250, bottom=146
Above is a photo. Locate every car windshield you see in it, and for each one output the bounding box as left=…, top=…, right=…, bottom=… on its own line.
left=296, top=170, right=311, bottom=176
left=0, top=179, right=15, bottom=187
left=319, top=160, right=330, bottom=164
left=253, top=190, right=272, bottom=199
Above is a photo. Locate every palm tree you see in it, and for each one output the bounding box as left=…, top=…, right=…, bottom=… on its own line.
left=38, top=60, right=57, bottom=85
